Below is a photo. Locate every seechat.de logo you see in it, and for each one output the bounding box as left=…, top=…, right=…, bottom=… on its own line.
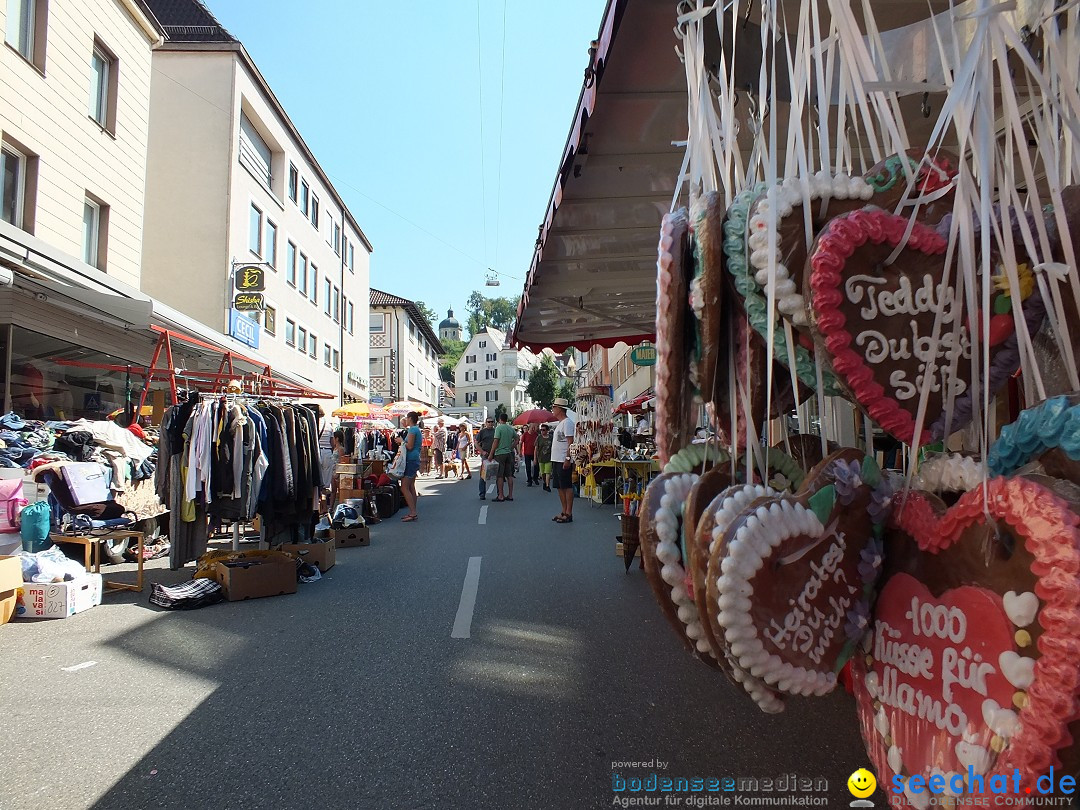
left=848, top=768, right=877, bottom=807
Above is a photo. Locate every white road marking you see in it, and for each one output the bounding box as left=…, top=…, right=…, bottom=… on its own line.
left=478, top=505, right=488, bottom=525
left=451, top=556, right=482, bottom=639
left=62, top=661, right=97, bottom=672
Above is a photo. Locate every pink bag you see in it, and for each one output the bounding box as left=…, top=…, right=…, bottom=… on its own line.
left=0, top=478, right=28, bottom=534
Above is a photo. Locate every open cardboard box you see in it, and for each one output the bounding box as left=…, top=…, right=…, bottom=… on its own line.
left=210, top=558, right=297, bottom=601
left=281, top=539, right=336, bottom=572
left=333, top=527, right=370, bottom=548
left=0, top=555, right=22, bottom=624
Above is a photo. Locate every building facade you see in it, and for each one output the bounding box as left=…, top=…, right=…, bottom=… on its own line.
left=453, top=326, right=545, bottom=416
left=368, top=289, right=444, bottom=407
left=140, top=0, right=372, bottom=405
left=438, top=308, right=461, bottom=342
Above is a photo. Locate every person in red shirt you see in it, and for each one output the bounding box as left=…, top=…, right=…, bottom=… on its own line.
left=521, top=423, right=539, bottom=487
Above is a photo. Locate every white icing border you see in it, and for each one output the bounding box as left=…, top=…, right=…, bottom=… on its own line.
left=913, top=454, right=987, bottom=493
left=717, top=499, right=838, bottom=697
left=710, top=484, right=784, bottom=713
left=747, top=172, right=873, bottom=326
left=655, top=473, right=714, bottom=656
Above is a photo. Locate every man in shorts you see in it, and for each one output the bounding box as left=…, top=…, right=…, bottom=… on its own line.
left=476, top=417, right=497, bottom=500
left=488, top=412, right=517, bottom=502
left=432, top=419, right=448, bottom=478
left=550, top=398, right=576, bottom=523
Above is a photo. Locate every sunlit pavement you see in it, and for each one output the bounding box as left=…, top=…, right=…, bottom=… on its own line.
left=0, top=473, right=871, bottom=810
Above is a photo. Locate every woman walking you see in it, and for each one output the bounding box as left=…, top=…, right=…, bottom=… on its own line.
left=535, top=423, right=553, bottom=491
left=400, top=412, right=422, bottom=522
left=455, top=424, right=473, bottom=480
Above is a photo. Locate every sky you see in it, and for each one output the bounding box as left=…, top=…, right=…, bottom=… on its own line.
left=207, top=0, right=610, bottom=335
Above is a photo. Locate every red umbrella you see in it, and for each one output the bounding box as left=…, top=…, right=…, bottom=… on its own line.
left=513, top=408, right=555, bottom=426
left=613, top=390, right=654, bottom=415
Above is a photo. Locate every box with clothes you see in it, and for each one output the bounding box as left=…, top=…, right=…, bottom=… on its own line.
left=16, top=573, right=103, bottom=619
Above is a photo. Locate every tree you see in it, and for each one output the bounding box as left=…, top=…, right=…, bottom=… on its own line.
left=413, top=301, right=438, bottom=330
left=494, top=403, right=508, bottom=421
left=439, top=338, right=467, bottom=382
left=465, top=291, right=518, bottom=337
left=556, top=380, right=576, bottom=407
left=526, top=355, right=559, bottom=411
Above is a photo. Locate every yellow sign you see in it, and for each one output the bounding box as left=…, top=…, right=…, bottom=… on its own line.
left=630, top=344, right=656, bottom=366
left=233, top=292, right=265, bottom=312
left=234, top=265, right=266, bottom=292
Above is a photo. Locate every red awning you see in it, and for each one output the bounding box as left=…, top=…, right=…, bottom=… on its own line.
left=613, top=389, right=654, bottom=415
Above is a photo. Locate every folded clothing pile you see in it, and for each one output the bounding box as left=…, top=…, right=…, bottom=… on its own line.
left=19, top=546, right=87, bottom=583
left=149, top=578, right=224, bottom=610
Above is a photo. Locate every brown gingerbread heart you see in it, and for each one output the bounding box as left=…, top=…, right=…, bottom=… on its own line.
left=655, top=208, right=695, bottom=466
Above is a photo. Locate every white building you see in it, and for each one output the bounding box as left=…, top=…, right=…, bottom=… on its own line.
left=453, top=326, right=545, bottom=417
left=368, top=289, right=444, bottom=407
left=140, top=0, right=372, bottom=405
left=438, top=308, right=462, bottom=343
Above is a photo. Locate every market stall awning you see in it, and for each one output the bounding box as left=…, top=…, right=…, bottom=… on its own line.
left=512, top=0, right=687, bottom=353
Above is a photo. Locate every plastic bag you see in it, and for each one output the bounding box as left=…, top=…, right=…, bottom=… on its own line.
left=388, top=451, right=407, bottom=480
left=20, top=545, right=85, bottom=583
left=19, top=501, right=51, bottom=553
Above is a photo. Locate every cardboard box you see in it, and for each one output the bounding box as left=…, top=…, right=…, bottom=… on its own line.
left=281, top=540, right=336, bottom=573
left=333, top=527, right=370, bottom=548
left=363, top=459, right=385, bottom=477
left=0, top=555, right=22, bottom=624
left=336, top=486, right=363, bottom=505
left=211, top=558, right=297, bottom=601
left=334, top=463, right=359, bottom=475
left=15, top=574, right=103, bottom=619
left=336, top=472, right=356, bottom=489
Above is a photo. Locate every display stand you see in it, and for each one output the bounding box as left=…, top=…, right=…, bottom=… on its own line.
left=51, top=531, right=145, bottom=593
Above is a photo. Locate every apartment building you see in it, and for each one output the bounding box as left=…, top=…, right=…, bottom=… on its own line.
left=453, top=326, right=544, bottom=416
left=368, top=289, right=444, bottom=407
left=140, top=0, right=372, bottom=404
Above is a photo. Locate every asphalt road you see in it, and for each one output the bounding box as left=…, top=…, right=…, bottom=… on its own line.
left=0, top=472, right=874, bottom=810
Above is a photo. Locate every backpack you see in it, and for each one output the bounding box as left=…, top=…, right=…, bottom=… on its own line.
left=0, top=478, right=27, bottom=534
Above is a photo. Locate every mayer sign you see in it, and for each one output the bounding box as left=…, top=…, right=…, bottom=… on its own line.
left=630, top=344, right=656, bottom=366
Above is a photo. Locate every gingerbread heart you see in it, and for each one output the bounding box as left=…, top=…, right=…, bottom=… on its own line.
left=808, top=206, right=1044, bottom=445
left=690, top=191, right=727, bottom=405
left=655, top=208, right=695, bottom=466
left=639, top=471, right=718, bottom=667
left=853, top=476, right=1080, bottom=794
left=712, top=449, right=887, bottom=697
left=989, top=394, right=1080, bottom=487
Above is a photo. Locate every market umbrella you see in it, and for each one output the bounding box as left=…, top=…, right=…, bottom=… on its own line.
left=613, top=390, right=654, bottom=415
left=385, top=400, right=439, bottom=417
left=347, top=417, right=395, bottom=430
left=513, top=408, right=555, bottom=426
left=333, top=402, right=390, bottom=419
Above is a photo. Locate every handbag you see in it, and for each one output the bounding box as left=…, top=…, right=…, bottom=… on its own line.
left=0, top=478, right=27, bottom=534
left=388, top=451, right=407, bottom=480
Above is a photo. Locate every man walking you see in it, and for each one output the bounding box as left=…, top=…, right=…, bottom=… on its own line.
left=521, top=423, right=538, bottom=486
left=476, top=416, right=496, bottom=500
left=433, top=419, right=448, bottom=478
left=488, top=412, right=517, bottom=502
left=550, top=398, right=576, bottom=523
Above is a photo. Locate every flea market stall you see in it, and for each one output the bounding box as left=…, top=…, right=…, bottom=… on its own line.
left=515, top=0, right=1080, bottom=800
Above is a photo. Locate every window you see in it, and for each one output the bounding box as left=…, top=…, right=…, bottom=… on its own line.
left=288, top=164, right=298, bottom=202
left=308, top=333, right=316, bottom=358
left=299, top=253, right=308, bottom=296
left=486, top=390, right=498, bottom=402
left=486, top=353, right=497, bottom=362
left=323, top=278, right=331, bottom=315
left=369, top=313, right=385, bottom=332
left=408, top=364, right=415, bottom=384
left=332, top=222, right=341, bottom=255
left=310, top=194, right=319, bottom=228
left=265, top=220, right=277, bottom=268
left=332, top=286, right=340, bottom=323
left=300, top=180, right=309, bottom=215
left=238, top=113, right=273, bottom=188
left=1, top=145, right=28, bottom=229
left=286, top=241, right=297, bottom=286
left=297, top=326, right=307, bottom=352
left=324, top=343, right=331, bottom=367
left=332, top=349, right=339, bottom=371
left=309, top=263, right=317, bottom=303
left=285, top=318, right=296, bottom=346
left=81, top=197, right=107, bottom=270
left=347, top=301, right=354, bottom=334
left=6, top=0, right=45, bottom=68
left=479, top=340, right=487, bottom=348
left=88, top=42, right=117, bottom=133
left=348, top=243, right=355, bottom=273
left=466, top=354, right=475, bottom=364
left=248, top=204, right=262, bottom=256
left=370, top=356, right=384, bottom=377
left=264, top=305, right=276, bottom=335
left=492, top=369, right=498, bottom=379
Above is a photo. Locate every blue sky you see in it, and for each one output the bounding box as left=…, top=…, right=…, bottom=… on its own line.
left=207, top=0, right=609, bottom=333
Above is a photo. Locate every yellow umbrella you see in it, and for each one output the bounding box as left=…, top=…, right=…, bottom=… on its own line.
left=332, top=402, right=390, bottom=419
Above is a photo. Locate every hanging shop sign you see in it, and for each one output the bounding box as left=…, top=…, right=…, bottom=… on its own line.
left=233, top=292, right=265, bottom=312
left=369, top=396, right=385, bottom=405
left=229, top=309, right=260, bottom=350
left=233, top=264, right=266, bottom=292
left=630, top=344, right=657, bottom=366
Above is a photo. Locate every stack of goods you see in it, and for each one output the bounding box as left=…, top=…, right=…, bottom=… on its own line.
left=571, top=388, right=616, bottom=466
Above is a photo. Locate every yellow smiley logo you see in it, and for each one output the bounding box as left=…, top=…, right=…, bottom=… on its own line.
left=848, top=768, right=877, bottom=798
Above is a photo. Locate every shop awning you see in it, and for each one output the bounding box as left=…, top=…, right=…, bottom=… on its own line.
left=512, top=0, right=686, bottom=353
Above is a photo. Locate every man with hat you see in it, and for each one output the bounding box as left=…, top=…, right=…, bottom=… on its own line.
left=432, top=418, right=448, bottom=478
left=550, top=398, right=576, bottom=523
left=476, top=416, right=497, bottom=500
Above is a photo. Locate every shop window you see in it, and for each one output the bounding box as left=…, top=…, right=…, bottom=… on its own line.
left=6, top=0, right=47, bottom=71
left=248, top=203, right=262, bottom=256
left=1, top=142, right=37, bottom=232
left=265, top=220, right=277, bottom=268
left=88, top=39, right=118, bottom=134
left=286, top=241, right=297, bottom=286
left=285, top=319, right=296, bottom=346
left=81, top=195, right=108, bottom=270
left=288, top=163, right=298, bottom=202
left=264, top=305, right=277, bottom=336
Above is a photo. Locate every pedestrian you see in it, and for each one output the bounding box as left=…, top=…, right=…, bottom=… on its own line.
left=521, top=423, right=538, bottom=486
left=400, top=412, right=422, bottom=522
left=454, top=424, right=473, bottom=480
left=488, top=412, right=517, bottom=502
left=550, top=398, right=576, bottom=523
left=433, top=418, right=448, bottom=478
left=536, top=423, right=553, bottom=491
left=476, top=416, right=497, bottom=500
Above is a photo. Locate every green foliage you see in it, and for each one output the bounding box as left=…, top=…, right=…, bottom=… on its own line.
left=413, top=300, right=438, bottom=329
left=494, top=403, right=508, bottom=420
left=556, top=380, right=576, bottom=407
left=465, top=291, right=518, bottom=337
left=439, top=338, right=467, bottom=382
left=525, top=355, right=559, bottom=411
